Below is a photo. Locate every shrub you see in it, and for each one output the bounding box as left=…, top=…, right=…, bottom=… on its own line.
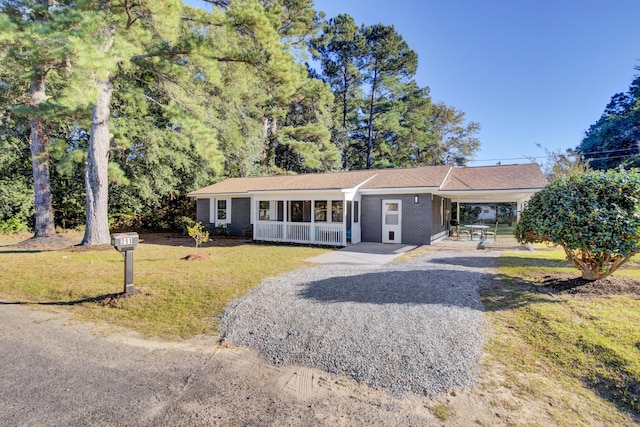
left=186, top=221, right=210, bottom=248
left=216, top=223, right=229, bottom=236
left=0, top=217, right=30, bottom=234
left=515, top=168, right=640, bottom=280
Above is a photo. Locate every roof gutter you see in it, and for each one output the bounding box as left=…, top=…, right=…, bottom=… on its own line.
left=359, top=186, right=440, bottom=195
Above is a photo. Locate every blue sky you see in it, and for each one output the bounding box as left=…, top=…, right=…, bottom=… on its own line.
left=313, top=0, right=639, bottom=166
left=186, top=0, right=639, bottom=167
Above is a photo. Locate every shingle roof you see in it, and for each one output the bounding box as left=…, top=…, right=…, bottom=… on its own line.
left=188, top=169, right=378, bottom=195
left=442, top=163, right=547, bottom=191
left=188, top=163, right=547, bottom=196
left=360, top=165, right=452, bottom=189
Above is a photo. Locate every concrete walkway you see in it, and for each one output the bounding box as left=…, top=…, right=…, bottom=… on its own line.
left=306, top=242, right=417, bottom=265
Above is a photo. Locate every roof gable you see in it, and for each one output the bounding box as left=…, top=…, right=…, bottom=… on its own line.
left=441, top=163, right=547, bottom=191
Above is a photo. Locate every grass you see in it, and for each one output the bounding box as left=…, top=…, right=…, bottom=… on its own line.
left=3, top=231, right=639, bottom=423
left=487, top=244, right=640, bottom=424
left=429, top=403, right=452, bottom=421
left=0, top=233, right=328, bottom=339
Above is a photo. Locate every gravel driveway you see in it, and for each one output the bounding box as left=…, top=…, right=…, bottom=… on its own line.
left=220, top=248, right=495, bottom=398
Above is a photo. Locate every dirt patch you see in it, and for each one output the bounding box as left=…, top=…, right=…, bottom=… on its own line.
left=13, top=234, right=81, bottom=251
left=6, top=232, right=252, bottom=252
left=539, top=273, right=640, bottom=298
left=181, top=253, right=210, bottom=261
left=139, top=233, right=252, bottom=247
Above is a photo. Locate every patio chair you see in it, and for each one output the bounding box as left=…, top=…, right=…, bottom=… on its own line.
left=484, top=221, right=499, bottom=241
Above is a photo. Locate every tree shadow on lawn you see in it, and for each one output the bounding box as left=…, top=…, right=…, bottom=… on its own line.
left=0, top=291, right=139, bottom=307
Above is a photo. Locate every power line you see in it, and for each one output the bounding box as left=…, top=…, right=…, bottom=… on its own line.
left=469, top=146, right=640, bottom=164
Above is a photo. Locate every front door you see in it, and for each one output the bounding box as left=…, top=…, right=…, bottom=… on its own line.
left=382, top=199, right=401, bottom=243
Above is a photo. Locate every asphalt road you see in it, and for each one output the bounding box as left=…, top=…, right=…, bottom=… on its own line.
left=0, top=304, right=216, bottom=426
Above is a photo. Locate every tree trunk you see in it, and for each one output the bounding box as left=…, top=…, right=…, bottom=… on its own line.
left=365, top=77, right=377, bottom=169
left=81, top=77, right=113, bottom=245
left=29, top=72, right=56, bottom=237
left=341, top=67, right=348, bottom=129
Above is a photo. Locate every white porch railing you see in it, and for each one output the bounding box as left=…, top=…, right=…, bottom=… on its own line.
left=254, top=221, right=345, bottom=246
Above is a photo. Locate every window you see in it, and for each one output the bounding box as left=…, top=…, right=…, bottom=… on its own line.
left=217, top=199, right=228, bottom=223
left=259, top=201, right=272, bottom=221
left=331, top=201, right=343, bottom=222
left=258, top=201, right=282, bottom=221
left=354, top=201, right=359, bottom=223
left=277, top=201, right=284, bottom=221
left=291, top=200, right=311, bottom=222
left=314, top=200, right=327, bottom=222
left=210, top=198, right=230, bottom=224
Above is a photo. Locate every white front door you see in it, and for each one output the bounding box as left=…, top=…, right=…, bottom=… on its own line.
left=382, top=199, right=402, bottom=243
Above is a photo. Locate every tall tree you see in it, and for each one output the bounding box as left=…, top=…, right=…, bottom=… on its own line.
left=74, top=0, right=280, bottom=243
left=0, top=0, right=80, bottom=237
left=427, top=102, right=480, bottom=166
left=310, top=13, right=364, bottom=168
left=374, top=80, right=432, bottom=167
left=311, top=14, right=481, bottom=170
left=576, top=72, right=640, bottom=170
left=360, top=23, right=417, bottom=169
left=254, top=0, right=338, bottom=173
left=274, top=74, right=340, bottom=172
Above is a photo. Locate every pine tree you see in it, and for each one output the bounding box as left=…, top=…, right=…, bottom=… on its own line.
left=0, top=0, right=83, bottom=237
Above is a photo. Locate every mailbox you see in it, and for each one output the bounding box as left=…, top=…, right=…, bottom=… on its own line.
left=111, top=232, right=139, bottom=294
left=111, top=232, right=139, bottom=252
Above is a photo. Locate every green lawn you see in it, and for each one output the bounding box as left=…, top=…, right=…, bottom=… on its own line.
left=0, top=233, right=328, bottom=338
left=3, top=232, right=639, bottom=423
left=488, top=245, right=640, bottom=423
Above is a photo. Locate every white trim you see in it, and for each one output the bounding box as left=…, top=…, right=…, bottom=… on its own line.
left=438, top=188, right=544, bottom=203
left=209, top=198, right=216, bottom=224
left=249, top=189, right=348, bottom=196
left=215, top=198, right=231, bottom=225
left=190, top=192, right=247, bottom=199
left=360, top=187, right=439, bottom=195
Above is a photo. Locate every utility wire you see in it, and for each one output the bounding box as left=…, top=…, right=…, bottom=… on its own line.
left=470, top=146, right=639, bottom=164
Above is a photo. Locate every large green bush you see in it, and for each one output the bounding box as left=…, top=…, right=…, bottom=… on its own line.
left=515, top=168, right=640, bottom=280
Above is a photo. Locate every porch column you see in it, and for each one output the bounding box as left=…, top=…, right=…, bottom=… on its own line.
left=343, top=196, right=347, bottom=246
left=310, top=200, right=316, bottom=244
left=284, top=200, right=288, bottom=241
left=516, top=196, right=531, bottom=221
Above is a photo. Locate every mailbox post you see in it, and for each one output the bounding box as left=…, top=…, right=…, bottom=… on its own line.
left=111, top=232, right=139, bottom=294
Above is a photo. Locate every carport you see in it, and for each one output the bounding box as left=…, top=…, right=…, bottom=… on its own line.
left=436, top=163, right=548, bottom=222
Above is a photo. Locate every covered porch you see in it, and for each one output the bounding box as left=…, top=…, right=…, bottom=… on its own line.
left=251, top=192, right=360, bottom=246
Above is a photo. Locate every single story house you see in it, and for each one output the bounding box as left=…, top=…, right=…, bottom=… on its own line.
left=187, top=163, right=547, bottom=246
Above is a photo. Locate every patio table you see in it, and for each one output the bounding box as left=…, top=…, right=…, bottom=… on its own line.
left=465, top=224, right=489, bottom=240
